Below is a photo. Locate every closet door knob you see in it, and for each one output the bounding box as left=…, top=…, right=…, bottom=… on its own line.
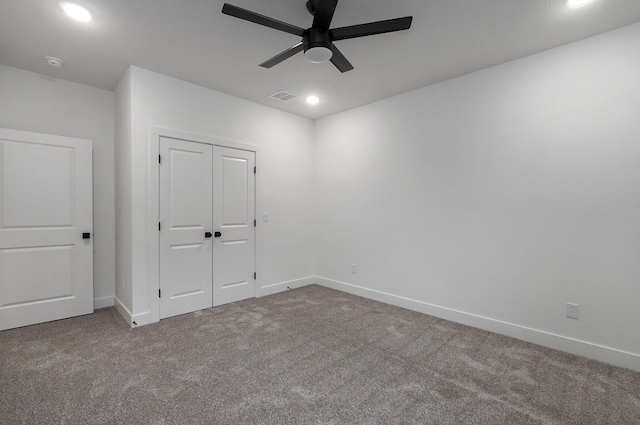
left=214, top=231, right=222, bottom=238
left=205, top=232, right=213, bottom=238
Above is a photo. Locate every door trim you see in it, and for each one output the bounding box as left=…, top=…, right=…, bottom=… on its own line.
left=146, top=127, right=261, bottom=325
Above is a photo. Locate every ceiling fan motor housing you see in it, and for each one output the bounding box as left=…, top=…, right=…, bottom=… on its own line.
left=303, top=27, right=332, bottom=52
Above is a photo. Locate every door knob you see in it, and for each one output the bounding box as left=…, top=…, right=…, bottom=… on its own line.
left=82, top=233, right=91, bottom=239
left=205, top=232, right=212, bottom=238
left=214, top=231, right=222, bottom=238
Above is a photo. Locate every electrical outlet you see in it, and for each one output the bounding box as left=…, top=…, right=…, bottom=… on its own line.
left=566, top=302, right=579, bottom=319
left=263, top=213, right=269, bottom=222
left=351, top=264, right=357, bottom=274
left=120, top=277, right=125, bottom=290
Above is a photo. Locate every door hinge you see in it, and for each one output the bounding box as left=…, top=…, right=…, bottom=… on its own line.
left=159, top=154, right=161, bottom=164
left=159, top=289, right=161, bottom=298
left=254, top=166, right=256, bottom=174
left=254, top=219, right=256, bottom=227
left=254, top=272, right=257, bottom=280
left=159, top=222, right=161, bottom=231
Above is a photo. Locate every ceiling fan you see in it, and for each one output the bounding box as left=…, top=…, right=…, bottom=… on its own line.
left=221, top=0, right=413, bottom=72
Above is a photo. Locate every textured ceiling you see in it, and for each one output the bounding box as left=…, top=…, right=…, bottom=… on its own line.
left=1, top=0, right=640, bottom=119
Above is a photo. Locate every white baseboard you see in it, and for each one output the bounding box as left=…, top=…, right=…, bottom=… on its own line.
left=130, top=311, right=157, bottom=328
left=260, top=276, right=315, bottom=297
left=126, top=276, right=317, bottom=327
left=113, top=277, right=316, bottom=328
left=114, top=296, right=133, bottom=326
left=113, top=298, right=155, bottom=328
left=316, top=277, right=640, bottom=372
left=94, top=296, right=114, bottom=309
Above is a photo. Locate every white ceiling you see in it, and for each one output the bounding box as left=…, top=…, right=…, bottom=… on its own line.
left=2, top=0, right=640, bottom=119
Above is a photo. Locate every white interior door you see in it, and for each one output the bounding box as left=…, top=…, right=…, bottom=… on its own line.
left=0, top=128, right=93, bottom=331
left=212, top=146, right=255, bottom=306
left=159, top=137, right=213, bottom=319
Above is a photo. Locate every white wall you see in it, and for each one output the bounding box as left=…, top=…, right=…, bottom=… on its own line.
left=115, top=66, right=315, bottom=324
left=0, top=65, right=116, bottom=309
left=114, top=68, right=133, bottom=314
left=315, top=23, right=640, bottom=370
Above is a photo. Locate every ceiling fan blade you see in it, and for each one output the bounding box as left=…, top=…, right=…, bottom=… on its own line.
left=312, top=0, right=339, bottom=30
left=330, top=45, right=354, bottom=73
left=331, top=16, right=413, bottom=41
left=259, top=42, right=304, bottom=68
left=222, top=3, right=304, bottom=37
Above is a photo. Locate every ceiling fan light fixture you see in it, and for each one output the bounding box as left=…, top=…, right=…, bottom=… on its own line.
left=304, top=46, right=333, bottom=63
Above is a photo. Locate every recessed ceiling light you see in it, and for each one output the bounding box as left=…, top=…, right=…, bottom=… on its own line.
left=45, top=56, right=64, bottom=67
left=306, top=95, right=320, bottom=105
left=567, top=0, right=595, bottom=9
left=60, top=2, right=92, bottom=22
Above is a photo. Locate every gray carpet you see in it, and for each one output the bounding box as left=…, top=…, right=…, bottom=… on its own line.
left=1, top=285, right=639, bottom=424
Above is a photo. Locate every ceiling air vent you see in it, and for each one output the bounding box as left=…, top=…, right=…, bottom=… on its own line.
left=269, top=90, right=298, bottom=102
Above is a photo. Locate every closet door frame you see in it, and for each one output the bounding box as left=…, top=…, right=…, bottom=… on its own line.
left=145, top=127, right=261, bottom=326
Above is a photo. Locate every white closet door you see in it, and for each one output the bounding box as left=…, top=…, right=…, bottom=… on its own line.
left=159, top=137, right=214, bottom=319
left=212, top=146, right=255, bottom=306
left=0, top=128, right=93, bottom=331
